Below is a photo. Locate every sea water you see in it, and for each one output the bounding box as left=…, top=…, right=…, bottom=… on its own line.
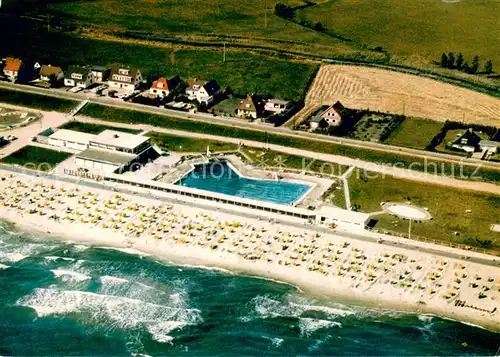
left=0, top=222, right=498, bottom=356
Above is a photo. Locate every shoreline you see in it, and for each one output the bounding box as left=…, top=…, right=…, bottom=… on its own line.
left=0, top=173, right=499, bottom=333
left=3, top=215, right=500, bottom=333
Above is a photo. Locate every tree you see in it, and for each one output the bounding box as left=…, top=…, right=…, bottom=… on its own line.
left=471, top=55, right=480, bottom=73
left=313, top=21, right=326, bottom=32
left=440, top=53, right=448, bottom=68
left=274, top=3, right=294, bottom=19
left=484, top=60, right=494, bottom=74
left=455, top=53, right=464, bottom=70
left=447, top=52, right=455, bottom=69
left=462, top=62, right=471, bottom=74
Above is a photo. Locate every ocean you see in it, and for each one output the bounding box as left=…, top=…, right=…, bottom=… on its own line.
left=0, top=222, right=498, bottom=356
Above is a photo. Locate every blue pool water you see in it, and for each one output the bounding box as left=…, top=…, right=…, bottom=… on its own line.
left=175, top=161, right=311, bottom=205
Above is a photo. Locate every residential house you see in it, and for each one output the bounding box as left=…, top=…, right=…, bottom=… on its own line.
left=237, top=94, right=264, bottom=119
left=3, top=57, right=23, bottom=82
left=450, top=129, right=481, bottom=153
left=108, top=65, right=142, bottom=92
left=479, top=140, right=499, bottom=155
left=185, top=78, right=206, bottom=98
left=64, top=65, right=95, bottom=88
left=39, top=64, right=64, bottom=84
left=150, top=76, right=180, bottom=98
left=264, top=99, right=290, bottom=114
left=186, top=78, right=221, bottom=105
left=310, top=101, right=347, bottom=130
left=90, top=65, right=110, bottom=83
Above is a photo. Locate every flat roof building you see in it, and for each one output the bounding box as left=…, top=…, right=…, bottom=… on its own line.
left=75, top=147, right=137, bottom=173
left=89, top=130, right=151, bottom=154
left=47, top=129, right=96, bottom=151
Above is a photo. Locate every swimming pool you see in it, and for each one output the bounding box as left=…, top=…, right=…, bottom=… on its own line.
left=175, top=161, right=311, bottom=206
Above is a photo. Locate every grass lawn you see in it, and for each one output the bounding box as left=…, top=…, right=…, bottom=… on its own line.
left=79, top=104, right=500, bottom=184
left=384, top=118, right=444, bottom=150
left=211, top=98, right=241, bottom=116
left=0, top=89, right=77, bottom=113
left=346, top=169, right=500, bottom=251
left=59, top=121, right=142, bottom=135
left=2, top=30, right=317, bottom=101
left=242, top=148, right=349, bottom=176
left=296, top=0, right=500, bottom=68
left=1, top=146, right=72, bottom=171
left=146, top=132, right=237, bottom=153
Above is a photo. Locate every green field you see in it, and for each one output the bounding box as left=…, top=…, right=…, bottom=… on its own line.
left=59, top=121, right=142, bottom=135
left=296, top=0, right=500, bottom=68
left=146, top=132, right=237, bottom=153
left=1, top=146, right=72, bottom=171
left=3, top=30, right=317, bottom=101
left=242, top=148, right=349, bottom=176
left=346, top=169, right=500, bottom=251
left=0, top=89, right=77, bottom=113
left=79, top=103, right=500, bottom=184
left=384, top=118, right=444, bottom=150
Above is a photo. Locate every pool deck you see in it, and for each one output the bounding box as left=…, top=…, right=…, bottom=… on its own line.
left=156, top=153, right=334, bottom=209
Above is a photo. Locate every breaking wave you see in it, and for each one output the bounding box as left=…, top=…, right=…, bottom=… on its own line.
left=17, top=286, right=202, bottom=343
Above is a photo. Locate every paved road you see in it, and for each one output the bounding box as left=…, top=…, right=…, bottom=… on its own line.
left=1, top=81, right=499, bottom=172
left=78, top=116, right=500, bottom=196
left=2, top=164, right=499, bottom=268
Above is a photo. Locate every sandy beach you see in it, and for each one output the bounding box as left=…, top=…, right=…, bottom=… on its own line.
left=0, top=171, right=499, bottom=332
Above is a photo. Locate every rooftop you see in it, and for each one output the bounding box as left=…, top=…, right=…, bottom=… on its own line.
left=77, top=147, right=136, bottom=165
left=49, top=129, right=96, bottom=145
left=316, top=205, right=371, bottom=224
left=90, top=130, right=150, bottom=150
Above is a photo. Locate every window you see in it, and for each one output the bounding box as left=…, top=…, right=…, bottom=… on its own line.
left=72, top=73, right=83, bottom=80
left=118, top=69, right=129, bottom=75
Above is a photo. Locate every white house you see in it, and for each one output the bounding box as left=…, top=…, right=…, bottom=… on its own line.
left=264, top=99, right=289, bottom=114
left=149, top=76, right=179, bottom=98
left=64, top=65, right=95, bottom=88
left=186, top=78, right=221, bottom=105
left=450, top=129, right=481, bottom=153
left=3, top=57, right=23, bottom=82
left=108, top=65, right=142, bottom=92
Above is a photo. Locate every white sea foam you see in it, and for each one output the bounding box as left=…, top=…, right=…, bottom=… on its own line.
left=418, top=314, right=434, bottom=323
left=96, top=246, right=152, bottom=257
left=51, top=269, right=92, bottom=282
left=44, top=256, right=76, bottom=262
left=0, top=251, right=27, bottom=262
left=0, top=263, right=10, bottom=269
left=17, top=286, right=203, bottom=343
left=299, top=317, right=341, bottom=337
left=264, top=336, right=284, bottom=348
left=251, top=295, right=354, bottom=320
left=100, top=275, right=129, bottom=284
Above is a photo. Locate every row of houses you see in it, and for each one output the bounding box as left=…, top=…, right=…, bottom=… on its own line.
left=1, top=57, right=290, bottom=118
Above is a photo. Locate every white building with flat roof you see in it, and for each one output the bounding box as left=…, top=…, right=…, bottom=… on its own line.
left=89, top=130, right=151, bottom=155
left=47, top=129, right=96, bottom=151
left=75, top=147, right=137, bottom=173
left=316, top=205, right=371, bottom=229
